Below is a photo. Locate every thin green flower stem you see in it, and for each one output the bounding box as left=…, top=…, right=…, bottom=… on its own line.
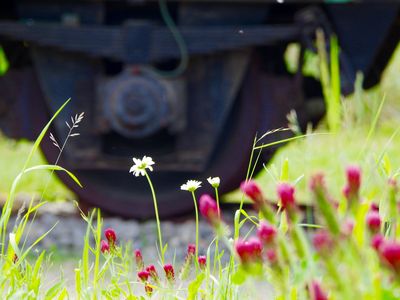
left=145, top=172, right=164, bottom=264
left=191, top=191, right=199, bottom=262
left=213, top=187, right=222, bottom=274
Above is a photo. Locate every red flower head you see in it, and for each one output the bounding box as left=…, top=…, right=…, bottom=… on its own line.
left=235, top=237, right=263, bottom=265
left=135, top=249, right=144, bottom=271
left=266, top=249, right=277, bottom=265
left=163, top=264, right=175, bottom=283
left=309, top=280, right=328, bottom=300
left=146, top=265, right=159, bottom=281
left=312, top=230, right=333, bottom=253
left=379, top=240, right=400, bottom=271
left=340, top=219, right=354, bottom=237
left=198, top=255, right=207, bottom=270
left=104, top=228, right=117, bottom=245
left=310, top=173, right=325, bottom=192
left=187, top=244, right=196, bottom=256
left=371, top=234, right=385, bottom=251
left=366, top=211, right=381, bottom=233
left=240, top=180, right=263, bottom=205
left=343, top=165, right=361, bottom=200
left=346, top=165, right=361, bottom=189
left=199, top=194, right=220, bottom=225
left=137, top=270, right=150, bottom=282
left=370, top=203, right=379, bottom=212
left=277, top=183, right=295, bottom=210
left=100, top=240, right=110, bottom=254
left=257, top=221, right=277, bottom=246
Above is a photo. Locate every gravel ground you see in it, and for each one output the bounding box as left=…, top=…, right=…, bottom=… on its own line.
left=6, top=201, right=253, bottom=263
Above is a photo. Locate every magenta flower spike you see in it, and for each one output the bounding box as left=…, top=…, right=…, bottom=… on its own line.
left=137, top=270, right=150, bottom=282
left=277, top=183, right=296, bottom=210
left=257, top=221, right=277, bottom=246
left=235, top=237, right=263, bottom=265
left=187, top=244, right=196, bottom=256
left=135, top=249, right=144, bottom=271
left=198, top=255, right=207, bottom=270
left=240, top=180, right=263, bottom=205
left=146, top=265, right=159, bottom=282
left=371, top=234, right=385, bottom=251
left=199, top=194, right=220, bottom=225
left=100, top=240, right=110, bottom=254
left=104, top=228, right=117, bottom=245
left=312, top=230, right=333, bottom=254
left=379, top=240, right=400, bottom=272
left=309, top=280, right=328, bottom=300
left=366, top=211, right=381, bottom=233
left=163, top=264, right=175, bottom=283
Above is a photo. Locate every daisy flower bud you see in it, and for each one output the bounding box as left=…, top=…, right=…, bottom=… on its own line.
left=181, top=180, right=202, bottom=192
left=199, top=194, right=220, bottom=225
left=257, top=221, right=277, bottom=246
left=138, top=270, right=150, bottom=282
left=163, top=264, right=175, bottom=283
left=309, top=280, right=328, bottom=300
left=100, top=240, right=110, bottom=254
left=135, top=249, right=144, bottom=271
left=366, top=211, right=381, bottom=233
left=104, top=228, right=117, bottom=245
left=240, top=180, right=263, bottom=205
left=207, top=177, right=220, bottom=188
left=198, top=256, right=207, bottom=270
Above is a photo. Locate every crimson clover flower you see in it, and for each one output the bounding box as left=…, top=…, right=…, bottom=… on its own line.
left=104, top=228, right=117, bottom=246
left=138, top=270, right=150, bottom=282
left=366, top=211, right=381, bottom=233
left=199, top=194, right=220, bottom=225
left=240, top=180, right=263, bottom=205
left=135, top=249, right=144, bottom=271
left=235, top=237, right=263, bottom=265
left=198, top=256, right=207, bottom=270
left=100, top=240, right=110, bottom=254
left=257, top=221, right=277, bottom=246
left=163, top=264, right=175, bottom=283
left=146, top=265, right=159, bottom=283
left=277, top=183, right=296, bottom=210
left=309, top=280, right=328, bottom=300
left=379, top=240, right=400, bottom=272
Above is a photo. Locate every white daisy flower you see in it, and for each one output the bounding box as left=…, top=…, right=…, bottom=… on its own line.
left=129, top=156, right=155, bottom=177
left=181, top=180, right=202, bottom=192
left=207, top=177, right=220, bottom=188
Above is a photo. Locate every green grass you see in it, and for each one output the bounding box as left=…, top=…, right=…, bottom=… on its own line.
left=0, top=134, right=73, bottom=202
left=224, top=43, right=400, bottom=206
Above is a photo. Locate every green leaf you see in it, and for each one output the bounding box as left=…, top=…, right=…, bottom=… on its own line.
left=187, top=273, right=205, bottom=300
left=280, top=158, right=289, bottom=181
left=44, top=282, right=64, bottom=300
left=231, top=267, right=247, bottom=285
